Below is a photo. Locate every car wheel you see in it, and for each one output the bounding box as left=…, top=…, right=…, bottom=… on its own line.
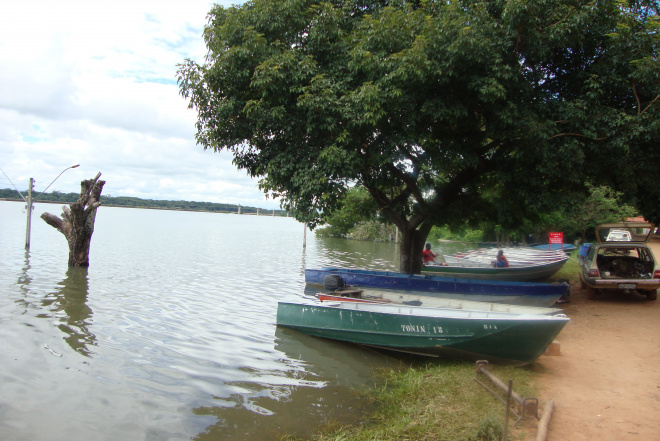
left=642, top=289, right=657, bottom=301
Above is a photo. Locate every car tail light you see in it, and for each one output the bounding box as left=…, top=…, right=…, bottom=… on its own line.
left=588, top=269, right=600, bottom=278
left=654, top=270, right=660, bottom=279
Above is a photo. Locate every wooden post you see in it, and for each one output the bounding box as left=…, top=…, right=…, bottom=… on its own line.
left=25, top=178, right=34, bottom=250
left=477, top=362, right=526, bottom=409
left=475, top=361, right=538, bottom=418
left=503, top=379, right=513, bottom=441
left=536, top=399, right=554, bottom=441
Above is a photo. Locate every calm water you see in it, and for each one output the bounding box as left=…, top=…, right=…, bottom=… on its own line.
left=0, top=201, right=468, bottom=441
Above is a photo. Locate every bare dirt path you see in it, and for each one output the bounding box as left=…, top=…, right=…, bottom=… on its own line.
left=527, top=238, right=660, bottom=441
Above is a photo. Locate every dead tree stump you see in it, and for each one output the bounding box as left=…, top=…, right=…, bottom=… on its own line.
left=41, top=172, right=105, bottom=267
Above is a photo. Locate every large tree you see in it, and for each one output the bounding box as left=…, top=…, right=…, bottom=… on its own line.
left=178, top=0, right=660, bottom=273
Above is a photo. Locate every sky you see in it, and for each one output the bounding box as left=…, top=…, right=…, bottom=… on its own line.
left=0, top=0, right=282, bottom=209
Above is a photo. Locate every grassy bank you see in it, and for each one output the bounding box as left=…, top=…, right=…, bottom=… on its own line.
left=284, top=361, right=537, bottom=441
left=550, top=250, right=581, bottom=284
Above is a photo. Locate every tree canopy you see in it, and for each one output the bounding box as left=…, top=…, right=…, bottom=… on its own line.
left=178, top=0, right=660, bottom=273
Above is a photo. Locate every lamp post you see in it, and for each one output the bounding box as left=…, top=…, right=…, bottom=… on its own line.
left=25, top=164, right=80, bottom=251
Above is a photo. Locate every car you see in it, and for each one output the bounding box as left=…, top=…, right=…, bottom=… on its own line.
left=606, top=229, right=631, bottom=241
left=579, top=222, right=659, bottom=300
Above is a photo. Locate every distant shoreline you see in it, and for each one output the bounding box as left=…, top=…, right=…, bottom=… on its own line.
left=0, top=197, right=288, bottom=216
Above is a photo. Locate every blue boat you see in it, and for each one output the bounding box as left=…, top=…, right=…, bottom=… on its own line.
left=305, top=268, right=569, bottom=307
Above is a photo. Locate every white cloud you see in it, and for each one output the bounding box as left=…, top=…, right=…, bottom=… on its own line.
left=0, top=0, right=281, bottom=209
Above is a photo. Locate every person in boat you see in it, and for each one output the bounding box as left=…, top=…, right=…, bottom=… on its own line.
left=423, top=243, right=438, bottom=264
left=493, top=250, right=509, bottom=268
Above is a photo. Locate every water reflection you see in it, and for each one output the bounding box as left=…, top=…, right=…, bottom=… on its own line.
left=40, top=267, right=96, bottom=356
left=311, top=236, right=400, bottom=271
left=15, top=253, right=33, bottom=313
left=191, top=328, right=400, bottom=441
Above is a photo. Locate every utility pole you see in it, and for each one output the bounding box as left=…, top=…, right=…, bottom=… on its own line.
left=2, top=164, right=79, bottom=251
left=24, top=164, right=80, bottom=251
left=25, top=178, right=34, bottom=250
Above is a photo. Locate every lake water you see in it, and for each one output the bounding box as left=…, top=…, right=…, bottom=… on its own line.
left=0, top=200, right=469, bottom=441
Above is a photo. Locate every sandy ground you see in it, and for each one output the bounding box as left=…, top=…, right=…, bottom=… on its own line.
left=525, top=238, right=660, bottom=441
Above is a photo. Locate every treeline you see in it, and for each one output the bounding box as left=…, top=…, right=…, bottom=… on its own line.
left=316, top=184, right=639, bottom=244
left=0, top=189, right=288, bottom=216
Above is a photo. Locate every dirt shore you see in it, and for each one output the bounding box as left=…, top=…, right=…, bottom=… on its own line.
left=526, top=238, right=660, bottom=441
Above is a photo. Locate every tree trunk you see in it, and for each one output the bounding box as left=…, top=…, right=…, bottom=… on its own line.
left=398, top=222, right=433, bottom=274
left=41, top=173, right=105, bottom=267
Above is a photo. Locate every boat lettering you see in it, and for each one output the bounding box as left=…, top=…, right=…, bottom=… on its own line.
left=400, top=324, right=426, bottom=333
left=433, top=326, right=443, bottom=334
left=483, top=324, right=498, bottom=330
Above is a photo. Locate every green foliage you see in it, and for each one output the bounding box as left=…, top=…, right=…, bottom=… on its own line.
left=553, top=250, right=581, bottom=283
left=287, top=361, right=533, bottom=441
left=346, top=221, right=396, bottom=241
left=179, top=0, right=660, bottom=272
left=316, top=186, right=396, bottom=240
left=428, top=225, right=487, bottom=243
left=428, top=183, right=640, bottom=244
left=469, top=416, right=503, bottom=441
left=564, top=184, right=639, bottom=240
left=316, top=187, right=381, bottom=236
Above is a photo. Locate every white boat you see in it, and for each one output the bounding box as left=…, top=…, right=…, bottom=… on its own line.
left=448, top=247, right=569, bottom=267
left=316, top=288, right=564, bottom=315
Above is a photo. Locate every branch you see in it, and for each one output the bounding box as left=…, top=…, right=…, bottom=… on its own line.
left=41, top=212, right=71, bottom=237
left=84, top=201, right=102, bottom=216
left=77, top=172, right=102, bottom=207
left=548, top=132, right=608, bottom=141
left=422, top=140, right=504, bottom=220
left=385, top=163, right=425, bottom=203
left=641, top=93, right=660, bottom=115
left=62, top=205, right=72, bottom=224
left=633, top=80, right=642, bottom=115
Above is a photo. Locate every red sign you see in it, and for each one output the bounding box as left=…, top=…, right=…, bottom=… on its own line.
left=548, top=232, right=563, bottom=250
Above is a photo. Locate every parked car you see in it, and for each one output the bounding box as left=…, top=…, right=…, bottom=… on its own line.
left=606, top=229, right=631, bottom=241
left=579, top=222, right=659, bottom=300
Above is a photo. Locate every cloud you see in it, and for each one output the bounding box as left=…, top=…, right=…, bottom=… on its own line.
left=0, top=0, right=281, bottom=209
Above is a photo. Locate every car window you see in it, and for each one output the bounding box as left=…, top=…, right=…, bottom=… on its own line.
left=641, top=248, right=654, bottom=262
left=596, top=223, right=654, bottom=243
left=606, top=230, right=631, bottom=241
left=585, top=245, right=596, bottom=260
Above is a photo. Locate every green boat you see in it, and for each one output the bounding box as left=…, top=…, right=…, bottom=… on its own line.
left=422, top=258, right=568, bottom=281
left=276, top=301, right=569, bottom=365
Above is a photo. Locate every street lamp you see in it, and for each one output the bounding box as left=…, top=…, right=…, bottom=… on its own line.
left=25, top=164, right=80, bottom=251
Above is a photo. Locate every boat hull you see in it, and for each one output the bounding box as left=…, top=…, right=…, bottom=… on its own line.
left=305, top=268, right=568, bottom=307
left=277, top=302, right=569, bottom=365
left=531, top=243, right=577, bottom=252
left=421, top=259, right=567, bottom=281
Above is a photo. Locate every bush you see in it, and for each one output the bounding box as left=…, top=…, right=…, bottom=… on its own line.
left=347, top=221, right=396, bottom=242
left=428, top=225, right=486, bottom=243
